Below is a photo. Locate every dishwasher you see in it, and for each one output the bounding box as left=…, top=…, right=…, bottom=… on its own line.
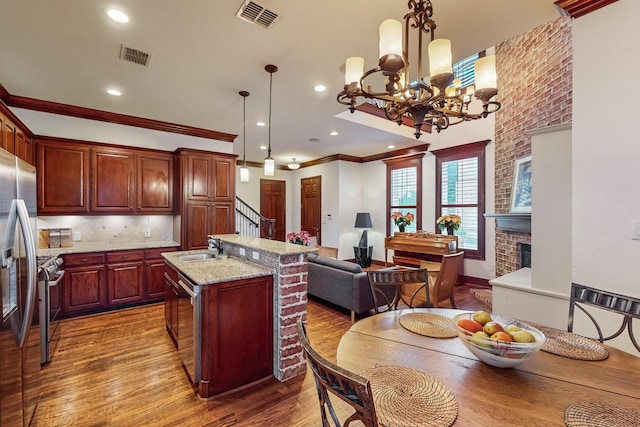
left=177, top=273, right=201, bottom=384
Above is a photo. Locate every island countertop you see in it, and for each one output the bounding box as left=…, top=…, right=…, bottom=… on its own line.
left=162, top=249, right=272, bottom=286
left=213, top=234, right=318, bottom=255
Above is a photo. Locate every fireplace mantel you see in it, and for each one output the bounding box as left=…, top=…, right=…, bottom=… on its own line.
left=484, top=213, right=531, bottom=233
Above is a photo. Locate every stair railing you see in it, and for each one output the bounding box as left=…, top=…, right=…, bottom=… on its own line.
left=235, top=196, right=275, bottom=240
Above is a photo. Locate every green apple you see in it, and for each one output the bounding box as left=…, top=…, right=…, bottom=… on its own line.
left=472, top=310, right=492, bottom=326
left=504, top=325, right=522, bottom=333
left=509, top=330, right=536, bottom=343
left=470, top=331, right=491, bottom=347
left=483, top=321, right=504, bottom=336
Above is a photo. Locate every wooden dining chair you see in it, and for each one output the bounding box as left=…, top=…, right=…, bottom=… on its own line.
left=427, top=251, right=464, bottom=308
left=367, top=268, right=430, bottom=312
left=296, top=319, right=378, bottom=427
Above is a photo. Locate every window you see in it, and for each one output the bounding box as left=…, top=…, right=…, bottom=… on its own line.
left=384, top=154, right=424, bottom=236
left=433, top=141, right=489, bottom=260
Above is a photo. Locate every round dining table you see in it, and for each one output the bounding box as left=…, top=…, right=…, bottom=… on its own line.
left=336, top=308, right=640, bottom=426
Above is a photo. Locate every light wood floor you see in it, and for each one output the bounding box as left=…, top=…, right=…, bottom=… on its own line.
left=31, top=285, right=489, bottom=426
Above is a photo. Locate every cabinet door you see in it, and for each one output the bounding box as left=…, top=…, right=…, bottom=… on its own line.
left=137, top=152, right=174, bottom=213
left=186, top=153, right=212, bottom=200
left=91, top=148, right=136, bottom=212
left=145, top=259, right=168, bottom=300
left=37, top=141, right=91, bottom=214
left=212, top=157, right=234, bottom=201
left=63, top=265, right=106, bottom=316
left=185, top=200, right=213, bottom=249
left=164, top=266, right=179, bottom=344
left=3, top=119, right=15, bottom=154
left=213, top=202, right=234, bottom=234
left=0, top=113, right=6, bottom=152
left=107, top=261, right=144, bottom=305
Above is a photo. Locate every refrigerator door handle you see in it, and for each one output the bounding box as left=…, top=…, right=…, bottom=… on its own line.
left=15, top=199, right=36, bottom=348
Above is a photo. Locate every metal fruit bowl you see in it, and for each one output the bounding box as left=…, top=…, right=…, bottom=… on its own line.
left=453, top=312, right=546, bottom=368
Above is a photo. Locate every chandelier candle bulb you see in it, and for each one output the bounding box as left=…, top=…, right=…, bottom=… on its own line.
left=428, top=38, right=453, bottom=77
left=378, top=19, right=403, bottom=59
left=474, top=55, right=497, bottom=90
left=345, top=57, right=365, bottom=85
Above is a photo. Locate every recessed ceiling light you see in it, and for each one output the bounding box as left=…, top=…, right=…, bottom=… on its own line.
left=314, top=85, right=326, bottom=92
left=260, top=145, right=267, bottom=150
left=388, top=145, right=396, bottom=149
left=107, top=89, right=122, bottom=96
left=106, top=8, right=129, bottom=23
left=330, top=131, right=338, bottom=136
left=256, top=121, right=265, bottom=127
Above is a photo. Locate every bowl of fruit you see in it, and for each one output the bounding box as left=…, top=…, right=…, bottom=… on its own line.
left=453, top=311, right=546, bottom=368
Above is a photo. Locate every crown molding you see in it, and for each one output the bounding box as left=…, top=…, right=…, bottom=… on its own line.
left=554, top=0, right=618, bottom=18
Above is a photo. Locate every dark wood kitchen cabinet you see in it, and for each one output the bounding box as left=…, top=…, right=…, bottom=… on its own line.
left=91, top=148, right=136, bottom=213
left=177, top=149, right=236, bottom=250
left=0, top=105, right=34, bottom=164
left=144, top=247, right=177, bottom=300
left=61, top=252, right=106, bottom=317
left=164, top=264, right=179, bottom=345
left=137, top=152, right=174, bottom=213
left=106, top=250, right=144, bottom=305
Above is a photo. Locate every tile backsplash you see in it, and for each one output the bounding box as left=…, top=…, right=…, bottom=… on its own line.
left=37, top=215, right=175, bottom=245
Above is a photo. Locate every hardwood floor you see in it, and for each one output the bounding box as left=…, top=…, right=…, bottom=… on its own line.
left=31, top=284, right=489, bottom=426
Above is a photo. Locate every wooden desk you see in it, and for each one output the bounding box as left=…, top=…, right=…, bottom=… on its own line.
left=337, top=309, right=640, bottom=426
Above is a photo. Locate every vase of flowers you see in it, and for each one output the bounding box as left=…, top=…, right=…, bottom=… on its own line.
left=437, top=214, right=461, bottom=235
left=287, top=230, right=311, bottom=246
left=391, top=211, right=414, bottom=233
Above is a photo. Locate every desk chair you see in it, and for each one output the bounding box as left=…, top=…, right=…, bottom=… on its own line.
left=367, top=268, right=430, bottom=312
left=296, top=319, right=378, bottom=427
left=569, top=282, right=640, bottom=353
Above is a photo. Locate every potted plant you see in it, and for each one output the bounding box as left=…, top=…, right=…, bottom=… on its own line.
left=437, top=214, right=462, bottom=235
left=391, top=211, right=414, bottom=233
left=287, top=230, right=311, bottom=246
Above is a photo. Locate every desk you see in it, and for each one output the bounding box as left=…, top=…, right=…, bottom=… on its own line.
left=337, top=309, right=640, bottom=426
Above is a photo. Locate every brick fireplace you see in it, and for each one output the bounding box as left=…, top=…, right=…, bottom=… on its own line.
left=493, top=17, right=572, bottom=277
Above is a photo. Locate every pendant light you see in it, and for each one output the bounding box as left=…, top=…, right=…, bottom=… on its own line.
left=239, top=90, right=250, bottom=182
left=264, top=64, right=278, bottom=176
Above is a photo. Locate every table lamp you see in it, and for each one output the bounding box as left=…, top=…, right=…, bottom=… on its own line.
left=354, top=212, right=372, bottom=247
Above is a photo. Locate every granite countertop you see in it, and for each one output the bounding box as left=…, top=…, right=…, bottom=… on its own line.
left=37, top=240, right=180, bottom=258
left=214, top=234, right=318, bottom=256
left=162, top=250, right=272, bottom=286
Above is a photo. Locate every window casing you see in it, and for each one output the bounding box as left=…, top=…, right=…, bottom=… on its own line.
left=433, top=141, right=488, bottom=260
left=384, top=154, right=424, bottom=236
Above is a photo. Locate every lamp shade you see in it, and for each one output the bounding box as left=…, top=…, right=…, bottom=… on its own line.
left=378, top=19, right=402, bottom=59
left=345, top=57, right=365, bottom=86
left=428, top=38, right=453, bottom=77
left=474, top=55, right=497, bottom=90
left=354, top=212, right=373, bottom=228
left=264, top=156, right=275, bottom=176
left=240, top=165, right=249, bottom=182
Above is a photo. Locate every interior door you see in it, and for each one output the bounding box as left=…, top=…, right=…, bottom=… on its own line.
left=260, top=179, right=286, bottom=241
left=300, top=176, right=321, bottom=245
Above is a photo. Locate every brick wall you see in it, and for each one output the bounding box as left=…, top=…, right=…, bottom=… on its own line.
left=494, top=17, right=572, bottom=277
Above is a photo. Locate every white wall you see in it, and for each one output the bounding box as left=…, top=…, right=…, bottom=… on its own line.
left=572, top=0, right=640, bottom=353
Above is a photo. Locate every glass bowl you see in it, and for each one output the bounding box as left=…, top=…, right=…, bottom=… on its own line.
left=453, top=312, right=546, bottom=368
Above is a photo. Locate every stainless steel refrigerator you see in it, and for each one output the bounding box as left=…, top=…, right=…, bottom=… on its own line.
left=0, top=149, right=39, bottom=426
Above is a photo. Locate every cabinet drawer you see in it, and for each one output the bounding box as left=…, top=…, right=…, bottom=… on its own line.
left=145, top=247, right=177, bottom=260
left=63, top=253, right=105, bottom=267
left=106, top=250, right=144, bottom=264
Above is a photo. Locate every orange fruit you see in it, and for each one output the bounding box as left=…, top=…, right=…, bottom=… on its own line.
left=457, top=318, right=484, bottom=333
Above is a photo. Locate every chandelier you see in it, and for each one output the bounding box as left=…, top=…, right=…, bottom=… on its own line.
left=287, top=158, right=300, bottom=170
left=337, top=0, right=501, bottom=139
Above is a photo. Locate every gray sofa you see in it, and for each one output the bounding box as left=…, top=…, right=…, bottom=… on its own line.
left=307, top=253, right=395, bottom=321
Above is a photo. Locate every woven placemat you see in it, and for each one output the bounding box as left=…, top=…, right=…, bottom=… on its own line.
left=362, top=364, right=458, bottom=427
left=535, top=325, right=609, bottom=361
left=399, top=313, right=458, bottom=338
left=565, top=400, right=640, bottom=426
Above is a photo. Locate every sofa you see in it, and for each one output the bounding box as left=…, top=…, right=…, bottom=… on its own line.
left=307, top=253, right=395, bottom=321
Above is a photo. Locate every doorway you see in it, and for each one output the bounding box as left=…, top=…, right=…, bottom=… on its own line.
left=300, top=176, right=321, bottom=245
left=260, top=179, right=286, bottom=241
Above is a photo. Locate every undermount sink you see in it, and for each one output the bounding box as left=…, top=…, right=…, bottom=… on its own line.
left=179, top=253, right=218, bottom=263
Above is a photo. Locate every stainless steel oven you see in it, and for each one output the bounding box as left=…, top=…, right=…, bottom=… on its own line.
left=38, top=256, right=64, bottom=364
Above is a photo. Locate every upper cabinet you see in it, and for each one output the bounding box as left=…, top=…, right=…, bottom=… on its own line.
left=36, top=138, right=175, bottom=215
left=0, top=107, right=34, bottom=165
left=184, top=151, right=234, bottom=201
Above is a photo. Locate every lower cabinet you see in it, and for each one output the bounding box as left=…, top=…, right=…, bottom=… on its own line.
left=106, top=251, right=144, bottom=306
left=145, top=247, right=176, bottom=300
left=164, top=264, right=179, bottom=345
left=62, top=253, right=107, bottom=317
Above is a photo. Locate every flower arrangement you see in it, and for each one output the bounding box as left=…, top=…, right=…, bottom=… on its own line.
left=391, top=211, right=414, bottom=230
left=437, top=214, right=462, bottom=232
left=287, top=230, right=311, bottom=246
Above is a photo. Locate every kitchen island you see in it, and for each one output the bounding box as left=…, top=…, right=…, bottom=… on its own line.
left=163, top=237, right=316, bottom=398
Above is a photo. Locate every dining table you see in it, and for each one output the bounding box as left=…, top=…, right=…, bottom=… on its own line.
left=336, top=308, right=640, bottom=426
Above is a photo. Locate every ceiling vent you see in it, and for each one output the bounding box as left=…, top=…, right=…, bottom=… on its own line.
left=236, top=0, right=279, bottom=29
left=119, top=44, right=151, bottom=67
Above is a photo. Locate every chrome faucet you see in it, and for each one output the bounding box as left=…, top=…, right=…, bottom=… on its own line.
left=207, top=236, right=223, bottom=255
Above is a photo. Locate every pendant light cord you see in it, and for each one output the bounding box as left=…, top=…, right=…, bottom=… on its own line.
left=267, top=70, right=273, bottom=158
left=243, top=94, right=247, bottom=165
